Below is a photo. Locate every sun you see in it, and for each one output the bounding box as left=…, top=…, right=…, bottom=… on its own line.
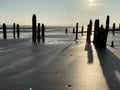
left=89, top=0, right=94, bottom=3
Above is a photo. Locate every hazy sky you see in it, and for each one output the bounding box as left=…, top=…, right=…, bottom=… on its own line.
left=0, top=0, right=120, bottom=26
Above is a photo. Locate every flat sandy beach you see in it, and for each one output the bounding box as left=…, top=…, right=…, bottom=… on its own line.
left=0, top=33, right=120, bottom=90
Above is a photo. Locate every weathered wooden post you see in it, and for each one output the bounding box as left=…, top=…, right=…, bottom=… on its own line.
left=73, top=27, right=75, bottom=33
left=119, top=24, right=120, bottom=30
left=111, top=41, right=114, bottom=47
left=89, top=20, right=92, bottom=35
left=81, top=26, right=84, bottom=34
left=104, top=15, right=110, bottom=48
left=75, top=23, right=78, bottom=40
left=106, top=16, right=110, bottom=33
left=65, top=28, right=68, bottom=34
left=93, top=19, right=100, bottom=46
left=86, top=24, right=90, bottom=42
left=112, top=23, right=115, bottom=36
left=37, top=23, right=41, bottom=42
left=93, top=16, right=110, bottom=48
left=3, top=23, right=7, bottom=39
left=101, top=25, right=104, bottom=29
left=17, top=24, right=20, bottom=39
left=41, top=24, right=45, bottom=43
left=13, top=23, right=16, bottom=39
left=32, top=14, right=37, bottom=42
left=87, top=20, right=92, bottom=42
left=100, top=24, right=105, bottom=47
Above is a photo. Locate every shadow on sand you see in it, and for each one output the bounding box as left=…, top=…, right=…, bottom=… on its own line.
left=95, top=47, right=120, bottom=90
left=85, top=41, right=93, bottom=64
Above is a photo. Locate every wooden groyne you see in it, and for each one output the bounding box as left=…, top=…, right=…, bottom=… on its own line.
left=0, top=14, right=120, bottom=48
left=73, top=15, right=120, bottom=48
left=0, top=14, right=45, bottom=43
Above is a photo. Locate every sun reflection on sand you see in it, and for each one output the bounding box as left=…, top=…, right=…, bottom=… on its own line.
left=61, top=42, right=110, bottom=89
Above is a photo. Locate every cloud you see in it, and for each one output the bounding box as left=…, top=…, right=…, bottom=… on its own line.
left=88, top=2, right=105, bottom=7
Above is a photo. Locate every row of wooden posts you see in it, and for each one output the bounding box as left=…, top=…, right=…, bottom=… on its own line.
left=1, top=14, right=45, bottom=43
left=3, top=23, right=20, bottom=39
left=1, top=14, right=118, bottom=47
left=72, top=15, right=116, bottom=48
left=71, top=19, right=119, bottom=37
left=32, top=14, right=45, bottom=43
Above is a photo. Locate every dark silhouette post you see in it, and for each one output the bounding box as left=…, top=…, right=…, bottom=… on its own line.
left=65, top=28, right=68, bottom=34
left=89, top=20, right=92, bottom=35
left=119, top=24, right=120, bottom=30
left=3, top=23, right=7, bottom=39
left=106, top=16, right=110, bottom=32
left=17, top=24, right=20, bottom=39
left=104, top=15, right=110, bottom=48
left=111, top=41, right=114, bottom=47
left=93, top=19, right=100, bottom=46
left=32, top=14, right=37, bottom=42
left=93, top=16, right=110, bottom=48
left=73, top=27, right=75, bottom=33
left=101, top=25, right=104, bottom=30
left=13, top=23, right=16, bottom=39
left=86, top=25, right=91, bottom=42
left=86, top=20, right=92, bottom=42
left=81, top=26, right=84, bottom=35
left=112, top=23, right=115, bottom=36
left=41, top=24, right=45, bottom=43
left=37, top=23, right=41, bottom=42
left=75, top=23, right=78, bottom=40
left=100, top=24, right=105, bottom=47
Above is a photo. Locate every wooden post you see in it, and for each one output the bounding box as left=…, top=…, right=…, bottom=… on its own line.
left=75, top=23, right=78, bottom=40
left=81, top=26, right=84, bottom=33
left=104, top=15, right=110, bottom=48
left=73, top=28, right=75, bottom=33
left=111, top=41, right=114, bottom=47
left=32, top=14, right=37, bottom=42
left=86, top=25, right=90, bottom=42
left=119, top=24, right=120, bottom=30
left=13, top=23, right=16, bottom=39
left=17, top=24, right=20, bottom=39
left=93, top=16, right=110, bottom=48
left=89, top=20, right=92, bottom=35
left=41, top=24, right=45, bottom=43
left=3, top=23, right=7, bottom=39
left=65, top=28, right=68, bottom=34
left=37, top=23, right=41, bottom=42
left=101, top=25, right=104, bottom=29
left=81, top=26, right=84, bottom=36
left=112, top=23, right=115, bottom=36
left=93, top=19, right=100, bottom=46
left=86, top=20, right=92, bottom=42
left=106, top=16, right=110, bottom=31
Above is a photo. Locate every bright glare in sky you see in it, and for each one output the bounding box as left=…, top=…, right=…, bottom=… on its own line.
left=0, top=0, right=119, bottom=26
left=89, top=0, right=94, bottom=3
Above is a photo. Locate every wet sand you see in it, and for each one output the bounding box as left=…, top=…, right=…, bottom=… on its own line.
left=0, top=35, right=120, bottom=90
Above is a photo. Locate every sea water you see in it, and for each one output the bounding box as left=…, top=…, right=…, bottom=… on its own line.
left=0, top=26, right=75, bottom=44
left=0, top=25, right=120, bottom=47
